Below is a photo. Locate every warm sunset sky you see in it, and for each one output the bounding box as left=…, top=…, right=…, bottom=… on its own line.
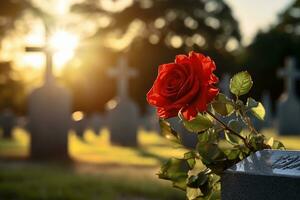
left=225, top=0, right=295, bottom=45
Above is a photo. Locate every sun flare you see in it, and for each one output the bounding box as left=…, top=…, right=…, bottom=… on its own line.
left=23, top=29, right=79, bottom=74
left=49, top=30, right=79, bottom=70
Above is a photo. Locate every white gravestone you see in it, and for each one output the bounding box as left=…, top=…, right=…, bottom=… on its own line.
left=277, top=57, right=300, bottom=135
left=27, top=31, right=72, bottom=160
left=105, top=56, right=140, bottom=146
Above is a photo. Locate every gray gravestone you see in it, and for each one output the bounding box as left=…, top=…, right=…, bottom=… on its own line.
left=219, top=73, right=231, bottom=97
left=0, top=109, right=16, bottom=139
left=262, top=91, right=273, bottom=128
left=222, top=150, right=300, bottom=200
left=167, top=117, right=197, bottom=148
left=27, top=32, right=72, bottom=160
left=277, top=57, right=300, bottom=135
left=105, top=56, right=140, bottom=146
left=88, top=113, right=104, bottom=135
left=142, top=105, right=160, bottom=133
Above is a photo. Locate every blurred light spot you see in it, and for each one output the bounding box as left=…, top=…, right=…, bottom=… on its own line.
left=105, top=19, right=145, bottom=51
left=154, top=18, right=166, bottom=29
left=225, top=38, right=239, bottom=52
left=23, top=53, right=44, bottom=70
left=184, top=17, right=198, bottom=30
left=149, top=34, right=160, bottom=44
left=289, top=8, right=300, bottom=18
left=98, top=16, right=112, bottom=28
left=170, top=35, right=183, bottom=48
left=100, top=0, right=133, bottom=12
left=205, top=17, right=220, bottom=29
left=185, top=37, right=193, bottom=47
left=140, top=0, right=153, bottom=9
left=106, top=99, right=118, bottom=110
left=192, top=34, right=206, bottom=47
left=205, top=1, right=219, bottom=12
left=166, top=10, right=177, bottom=21
left=72, top=111, right=84, bottom=121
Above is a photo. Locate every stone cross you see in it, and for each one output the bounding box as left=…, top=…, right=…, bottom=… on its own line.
left=26, top=28, right=72, bottom=160
left=107, top=56, right=137, bottom=99
left=278, top=57, right=300, bottom=98
left=105, top=56, right=140, bottom=146
left=25, top=31, right=54, bottom=85
left=277, top=57, right=300, bottom=135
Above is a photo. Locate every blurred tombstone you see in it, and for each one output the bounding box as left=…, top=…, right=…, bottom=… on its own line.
left=105, top=56, right=140, bottom=146
left=262, top=91, right=273, bottom=128
left=167, top=117, right=197, bottom=148
left=0, top=108, right=16, bottom=139
left=88, top=112, right=104, bottom=135
left=219, top=73, right=231, bottom=97
left=142, top=105, right=160, bottom=133
left=27, top=32, right=72, bottom=160
left=277, top=57, right=300, bottom=135
left=71, top=111, right=88, bottom=139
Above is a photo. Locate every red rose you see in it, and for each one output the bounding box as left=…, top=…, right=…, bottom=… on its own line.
left=147, top=51, right=219, bottom=120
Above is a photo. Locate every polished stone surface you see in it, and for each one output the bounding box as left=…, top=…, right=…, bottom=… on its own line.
left=222, top=150, right=300, bottom=200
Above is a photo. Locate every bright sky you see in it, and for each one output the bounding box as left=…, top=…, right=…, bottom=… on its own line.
left=225, top=0, right=295, bottom=45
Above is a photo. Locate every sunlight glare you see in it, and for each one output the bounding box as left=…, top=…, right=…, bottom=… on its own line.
left=49, top=30, right=79, bottom=70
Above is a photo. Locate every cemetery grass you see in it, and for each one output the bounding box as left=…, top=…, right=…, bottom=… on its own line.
left=0, top=128, right=187, bottom=200
left=0, top=128, right=300, bottom=200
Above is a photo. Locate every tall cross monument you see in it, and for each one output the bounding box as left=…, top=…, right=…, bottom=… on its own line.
left=105, top=56, right=140, bottom=146
left=26, top=28, right=72, bottom=160
left=277, top=57, right=300, bottom=135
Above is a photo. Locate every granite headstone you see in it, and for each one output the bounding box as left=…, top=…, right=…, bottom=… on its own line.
left=222, top=150, right=300, bottom=200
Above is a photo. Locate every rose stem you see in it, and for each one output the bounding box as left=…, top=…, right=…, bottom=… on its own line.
left=206, top=110, right=255, bottom=151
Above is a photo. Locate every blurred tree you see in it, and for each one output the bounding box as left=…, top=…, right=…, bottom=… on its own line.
left=0, top=62, right=25, bottom=114
left=244, top=0, right=300, bottom=102
left=69, top=0, right=241, bottom=112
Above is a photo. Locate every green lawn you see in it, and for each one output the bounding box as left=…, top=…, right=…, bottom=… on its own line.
left=0, top=128, right=299, bottom=200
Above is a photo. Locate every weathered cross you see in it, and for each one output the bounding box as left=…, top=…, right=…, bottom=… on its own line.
left=278, top=57, right=300, bottom=98
left=108, top=56, right=137, bottom=99
left=25, top=31, right=55, bottom=84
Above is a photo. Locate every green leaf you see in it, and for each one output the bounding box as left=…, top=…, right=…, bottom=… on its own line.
left=272, top=140, right=285, bottom=150
left=184, top=151, right=197, bottom=169
left=158, top=158, right=189, bottom=190
left=187, top=169, right=209, bottom=188
left=223, top=148, right=240, bottom=160
left=180, top=113, right=213, bottom=133
left=230, top=71, right=253, bottom=96
left=228, top=119, right=243, bottom=133
left=159, top=119, right=181, bottom=144
left=252, top=103, right=266, bottom=121
left=186, top=187, right=202, bottom=200
left=211, top=93, right=235, bottom=116
left=246, top=97, right=266, bottom=120
left=224, top=119, right=243, bottom=145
